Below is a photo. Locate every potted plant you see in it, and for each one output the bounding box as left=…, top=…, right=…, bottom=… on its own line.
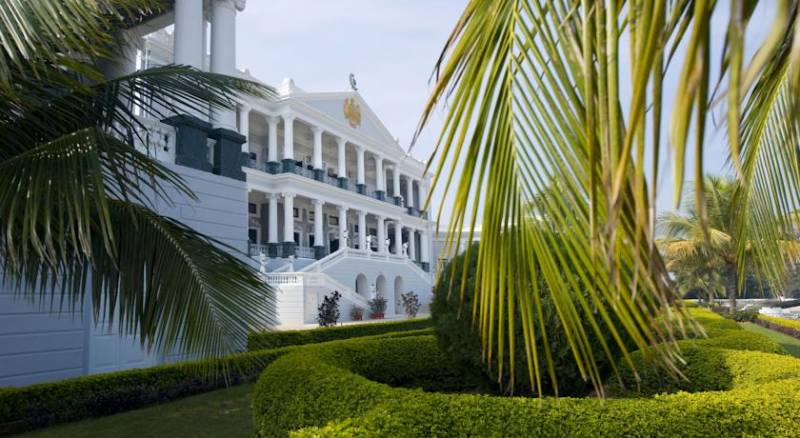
left=350, top=305, right=364, bottom=321
left=368, top=296, right=387, bottom=319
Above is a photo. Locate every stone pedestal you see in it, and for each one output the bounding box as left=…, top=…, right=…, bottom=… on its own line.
left=163, top=114, right=212, bottom=172
left=357, top=184, right=367, bottom=195
left=282, top=159, right=296, bottom=173
left=314, top=246, right=327, bottom=260
left=338, top=177, right=349, bottom=190
left=375, top=190, right=386, bottom=201
left=209, top=127, right=247, bottom=181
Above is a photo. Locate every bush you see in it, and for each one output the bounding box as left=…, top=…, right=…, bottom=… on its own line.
left=252, top=333, right=800, bottom=437
left=730, top=308, right=759, bottom=322
left=247, top=318, right=433, bottom=350
left=756, top=314, right=800, bottom=339
left=431, top=243, right=631, bottom=396
left=610, top=308, right=787, bottom=396
left=317, top=291, right=342, bottom=327
left=368, top=296, right=387, bottom=316
left=399, top=291, right=421, bottom=318
left=0, top=325, right=432, bottom=436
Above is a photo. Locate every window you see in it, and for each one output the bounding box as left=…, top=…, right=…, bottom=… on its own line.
left=248, top=229, right=257, bottom=244
left=248, top=203, right=257, bottom=215
left=330, top=216, right=339, bottom=226
left=309, top=211, right=315, bottom=222
left=249, top=152, right=257, bottom=161
left=293, top=207, right=300, bottom=218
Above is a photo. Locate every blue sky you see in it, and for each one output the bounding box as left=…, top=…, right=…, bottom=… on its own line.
left=236, top=1, right=772, bottom=223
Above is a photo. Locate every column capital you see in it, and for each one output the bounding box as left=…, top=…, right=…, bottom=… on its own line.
left=312, top=198, right=325, bottom=207
left=311, top=125, right=324, bottom=136
left=376, top=215, right=385, bottom=222
left=281, top=112, right=296, bottom=123
left=358, top=210, right=367, bottom=218
left=336, top=136, right=347, bottom=147
left=239, top=102, right=251, bottom=112
left=337, top=205, right=348, bottom=213
left=213, top=0, right=238, bottom=12
left=282, top=192, right=296, bottom=199
left=355, top=144, right=365, bottom=154
left=266, top=192, right=279, bottom=200
left=266, top=115, right=280, bottom=125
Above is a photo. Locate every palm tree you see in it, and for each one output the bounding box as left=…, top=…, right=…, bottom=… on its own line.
left=659, top=176, right=747, bottom=312
left=0, top=1, right=275, bottom=360
left=416, top=1, right=800, bottom=395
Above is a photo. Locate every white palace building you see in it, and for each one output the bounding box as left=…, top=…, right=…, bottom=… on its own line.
left=0, top=0, right=434, bottom=387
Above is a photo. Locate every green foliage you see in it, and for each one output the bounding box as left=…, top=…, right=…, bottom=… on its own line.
left=247, top=318, right=432, bottom=351
left=611, top=309, right=788, bottom=396
left=431, top=244, right=627, bottom=396
left=0, top=326, right=431, bottom=435
left=0, top=347, right=290, bottom=436
left=252, top=331, right=800, bottom=437
left=756, top=314, right=800, bottom=340
left=399, top=291, right=421, bottom=318
left=759, top=314, right=800, bottom=331
left=317, top=291, right=342, bottom=327
left=368, top=296, right=387, bottom=314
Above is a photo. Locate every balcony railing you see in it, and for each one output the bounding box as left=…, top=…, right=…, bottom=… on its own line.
left=248, top=243, right=317, bottom=260
left=244, top=160, right=427, bottom=217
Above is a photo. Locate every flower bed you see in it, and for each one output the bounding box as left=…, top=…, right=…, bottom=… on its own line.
left=756, top=314, right=800, bottom=340
left=252, top=310, right=800, bottom=437
left=0, top=327, right=431, bottom=435
left=247, top=318, right=432, bottom=350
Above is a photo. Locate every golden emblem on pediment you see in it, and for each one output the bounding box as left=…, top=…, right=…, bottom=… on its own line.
left=343, top=98, right=361, bottom=129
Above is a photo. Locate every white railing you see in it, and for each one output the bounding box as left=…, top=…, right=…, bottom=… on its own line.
left=132, top=116, right=176, bottom=163
left=305, top=272, right=370, bottom=308
left=296, top=246, right=315, bottom=259
left=264, top=272, right=303, bottom=285
left=299, top=246, right=432, bottom=282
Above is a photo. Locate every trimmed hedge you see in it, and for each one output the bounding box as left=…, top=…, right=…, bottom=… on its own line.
left=247, top=318, right=432, bottom=350
left=756, top=314, right=800, bottom=339
left=252, top=308, right=800, bottom=437
left=0, top=328, right=431, bottom=435
left=610, top=309, right=788, bottom=396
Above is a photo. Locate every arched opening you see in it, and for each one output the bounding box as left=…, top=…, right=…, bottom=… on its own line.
left=375, top=274, right=387, bottom=299
left=355, top=273, right=368, bottom=298
left=394, top=276, right=404, bottom=315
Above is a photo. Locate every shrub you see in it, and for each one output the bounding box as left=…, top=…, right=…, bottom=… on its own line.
left=247, top=318, right=433, bottom=350
left=730, top=308, right=759, bottom=322
left=0, top=325, right=432, bottom=436
left=610, top=308, right=787, bottom=396
left=756, top=314, right=800, bottom=339
left=431, top=243, right=631, bottom=397
left=350, top=305, right=364, bottom=320
left=399, top=291, right=421, bottom=318
left=368, top=296, right=387, bottom=317
left=317, top=291, right=342, bottom=327
left=252, top=334, right=800, bottom=437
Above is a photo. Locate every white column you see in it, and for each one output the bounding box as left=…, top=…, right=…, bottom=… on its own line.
left=405, top=177, right=415, bottom=209
left=239, top=104, right=250, bottom=153
left=312, top=126, right=323, bottom=169
left=358, top=211, right=367, bottom=250
left=375, top=155, right=385, bottom=191
left=356, top=146, right=365, bottom=185
left=267, top=116, right=279, bottom=162
left=268, top=193, right=278, bottom=243
left=421, top=230, right=430, bottom=263
left=376, top=215, right=386, bottom=254
left=174, top=0, right=204, bottom=68
left=283, top=193, right=295, bottom=243
left=392, top=166, right=401, bottom=198
left=313, top=199, right=324, bottom=247
left=394, top=220, right=402, bottom=255
left=282, top=114, right=295, bottom=162
left=336, top=137, right=347, bottom=178
left=210, top=0, right=238, bottom=129
left=408, top=228, right=416, bottom=261
left=338, top=206, right=348, bottom=249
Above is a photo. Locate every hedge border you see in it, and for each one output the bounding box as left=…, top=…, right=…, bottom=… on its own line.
left=253, top=310, right=800, bottom=437
left=0, top=326, right=431, bottom=436
left=756, top=314, right=800, bottom=340
left=247, top=318, right=432, bottom=350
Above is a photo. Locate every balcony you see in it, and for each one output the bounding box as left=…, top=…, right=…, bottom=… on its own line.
left=248, top=243, right=316, bottom=259
left=245, top=159, right=427, bottom=218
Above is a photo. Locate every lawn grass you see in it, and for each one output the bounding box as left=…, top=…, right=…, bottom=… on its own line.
left=741, top=322, right=800, bottom=358
left=22, top=384, right=254, bottom=438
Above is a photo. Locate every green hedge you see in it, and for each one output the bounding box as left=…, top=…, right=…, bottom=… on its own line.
left=610, top=309, right=788, bottom=396
left=756, top=314, right=800, bottom=340
left=247, top=318, right=432, bottom=350
left=0, top=328, right=431, bottom=436
left=252, top=313, right=800, bottom=437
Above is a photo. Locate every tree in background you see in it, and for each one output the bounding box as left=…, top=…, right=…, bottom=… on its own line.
left=0, top=1, right=275, bottom=360
left=417, top=0, right=800, bottom=395
left=659, top=177, right=748, bottom=312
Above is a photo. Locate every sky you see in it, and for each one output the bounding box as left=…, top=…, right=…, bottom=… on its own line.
left=236, top=1, right=773, bottom=225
